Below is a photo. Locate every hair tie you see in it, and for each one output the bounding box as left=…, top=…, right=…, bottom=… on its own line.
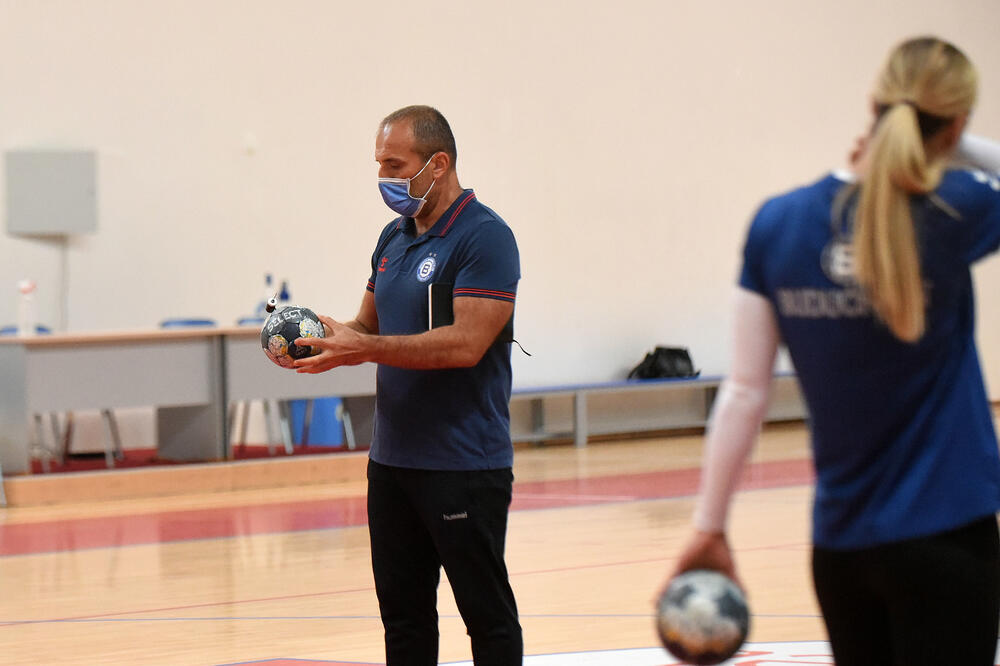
left=874, top=101, right=952, bottom=137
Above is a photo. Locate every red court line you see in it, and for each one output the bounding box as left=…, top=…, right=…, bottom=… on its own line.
left=0, top=497, right=370, bottom=557
left=0, top=459, right=813, bottom=556
left=510, top=459, right=812, bottom=509
left=231, top=661, right=379, bottom=665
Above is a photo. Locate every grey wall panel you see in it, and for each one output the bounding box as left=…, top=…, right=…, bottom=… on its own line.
left=5, top=151, right=97, bottom=235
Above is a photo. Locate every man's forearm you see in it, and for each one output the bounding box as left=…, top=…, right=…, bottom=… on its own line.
left=344, top=319, right=374, bottom=335
left=365, top=328, right=485, bottom=370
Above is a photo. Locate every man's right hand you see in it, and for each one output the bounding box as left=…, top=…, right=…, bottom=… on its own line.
left=293, top=315, right=372, bottom=374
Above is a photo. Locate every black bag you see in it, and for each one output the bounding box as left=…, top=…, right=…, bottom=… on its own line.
left=628, top=346, right=700, bottom=379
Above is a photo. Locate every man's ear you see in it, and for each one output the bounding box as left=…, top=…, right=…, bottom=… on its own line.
left=431, top=151, right=451, bottom=178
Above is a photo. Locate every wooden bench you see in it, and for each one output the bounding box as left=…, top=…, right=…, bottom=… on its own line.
left=510, top=373, right=802, bottom=448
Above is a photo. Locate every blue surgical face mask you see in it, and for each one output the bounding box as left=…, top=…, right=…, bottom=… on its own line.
left=378, top=155, right=436, bottom=217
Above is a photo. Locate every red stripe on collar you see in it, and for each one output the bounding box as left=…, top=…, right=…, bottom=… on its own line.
left=440, top=192, right=476, bottom=236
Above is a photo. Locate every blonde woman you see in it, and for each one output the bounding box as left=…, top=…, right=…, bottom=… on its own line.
left=671, top=37, right=1000, bottom=665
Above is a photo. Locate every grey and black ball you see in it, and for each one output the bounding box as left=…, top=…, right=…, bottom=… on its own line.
left=260, top=305, right=325, bottom=368
left=656, top=569, right=750, bottom=665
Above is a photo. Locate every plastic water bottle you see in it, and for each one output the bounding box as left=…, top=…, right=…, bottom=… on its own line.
left=278, top=280, right=290, bottom=305
left=17, top=279, right=37, bottom=337
left=256, top=273, right=274, bottom=315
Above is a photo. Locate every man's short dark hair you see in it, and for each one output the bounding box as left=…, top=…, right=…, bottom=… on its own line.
left=380, top=105, right=458, bottom=168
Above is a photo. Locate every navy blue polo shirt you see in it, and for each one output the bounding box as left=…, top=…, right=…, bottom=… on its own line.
left=366, top=189, right=520, bottom=471
left=741, top=168, right=1000, bottom=550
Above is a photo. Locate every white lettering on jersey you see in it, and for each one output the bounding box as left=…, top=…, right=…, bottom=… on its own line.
left=777, top=288, right=872, bottom=318
left=971, top=168, right=1000, bottom=191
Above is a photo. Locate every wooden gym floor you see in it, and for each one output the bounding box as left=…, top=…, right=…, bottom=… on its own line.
left=0, top=419, right=995, bottom=665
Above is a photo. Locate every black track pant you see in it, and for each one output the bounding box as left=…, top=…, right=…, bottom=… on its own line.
left=367, top=460, right=523, bottom=666
left=813, top=515, right=1000, bottom=666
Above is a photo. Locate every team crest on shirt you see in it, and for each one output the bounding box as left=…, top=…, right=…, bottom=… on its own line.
left=820, top=240, right=857, bottom=286
left=416, top=255, right=437, bottom=282
left=775, top=239, right=872, bottom=319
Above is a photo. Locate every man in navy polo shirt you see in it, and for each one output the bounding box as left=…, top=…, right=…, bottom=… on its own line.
left=294, top=105, right=522, bottom=666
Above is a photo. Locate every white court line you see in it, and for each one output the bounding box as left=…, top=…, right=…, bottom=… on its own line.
left=444, top=642, right=833, bottom=665
left=445, top=640, right=1000, bottom=665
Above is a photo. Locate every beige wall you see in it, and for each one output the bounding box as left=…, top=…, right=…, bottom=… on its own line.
left=2, top=0, right=999, bottom=396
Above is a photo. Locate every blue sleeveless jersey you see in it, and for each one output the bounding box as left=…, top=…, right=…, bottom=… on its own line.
left=740, top=168, right=1000, bottom=549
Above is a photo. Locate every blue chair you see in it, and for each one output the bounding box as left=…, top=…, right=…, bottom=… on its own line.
left=0, top=324, right=52, bottom=335
left=291, top=397, right=353, bottom=449
left=160, top=318, right=217, bottom=329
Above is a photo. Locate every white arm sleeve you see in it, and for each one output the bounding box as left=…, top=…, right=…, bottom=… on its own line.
left=954, top=134, right=1000, bottom=173
left=693, top=287, right=781, bottom=533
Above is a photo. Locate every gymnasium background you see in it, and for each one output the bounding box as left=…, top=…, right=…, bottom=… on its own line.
left=2, top=0, right=999, bottom=445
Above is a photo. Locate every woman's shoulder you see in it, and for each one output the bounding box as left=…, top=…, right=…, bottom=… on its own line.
left=750, top=173, right=844, bottom=231
left=939, top=167, right=1000, bottom=193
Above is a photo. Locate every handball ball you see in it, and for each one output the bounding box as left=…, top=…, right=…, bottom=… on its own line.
left=656, top=569, right=750, bottom=665
left=260, top=305, right=325, bottom=368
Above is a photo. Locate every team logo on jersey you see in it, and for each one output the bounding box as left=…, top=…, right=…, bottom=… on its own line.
left=820, top=240, right=856, bottom=286
left=416, top=255, right=437, bottom=282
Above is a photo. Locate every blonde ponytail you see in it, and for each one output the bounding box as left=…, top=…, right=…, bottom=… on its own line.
left=853, top=104, right=939, bottom=341
left=851, top=38, right=977, bottom=342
